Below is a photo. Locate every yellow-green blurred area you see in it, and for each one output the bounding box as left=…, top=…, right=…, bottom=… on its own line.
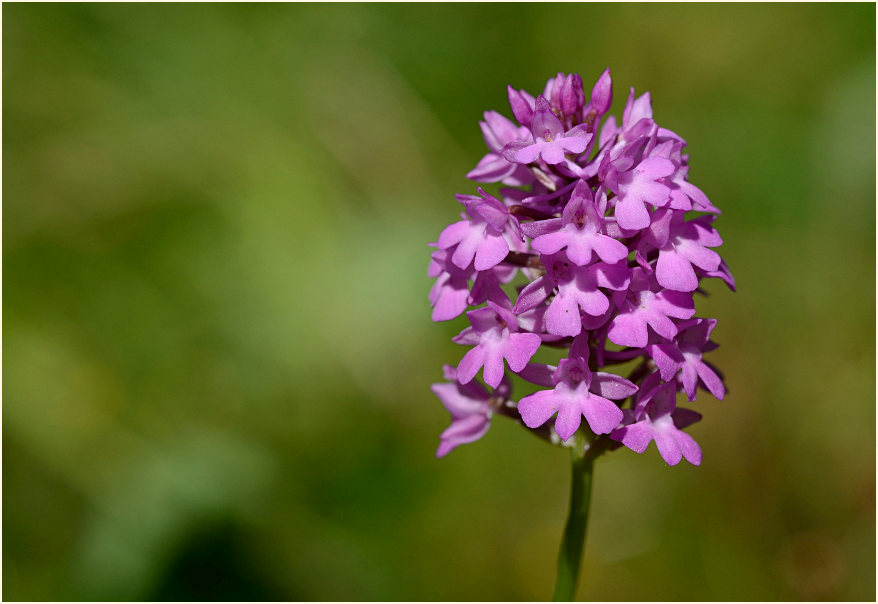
left=3, top=3, right=875, bottom=601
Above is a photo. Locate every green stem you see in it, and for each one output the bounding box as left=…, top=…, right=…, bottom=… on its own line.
left=552, top=444, right=595, bottom=601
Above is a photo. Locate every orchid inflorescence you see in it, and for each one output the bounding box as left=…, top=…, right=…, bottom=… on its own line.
left=429, top=69, right=734, bottom=466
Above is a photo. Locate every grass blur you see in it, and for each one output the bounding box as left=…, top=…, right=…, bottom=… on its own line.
left=3, top=3, right=875, bottom=601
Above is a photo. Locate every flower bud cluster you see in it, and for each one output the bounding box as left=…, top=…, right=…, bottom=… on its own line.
left=429, top=70, right=734, bottom=466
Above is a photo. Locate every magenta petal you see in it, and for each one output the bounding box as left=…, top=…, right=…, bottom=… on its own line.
left=592, top=373, right=638, bottom=400
left=482, top=110, right=521, bottom=148
left=582, top=394, right=624, bottom=434
left=678, top=241, right=721, bottom=272
left=599, top=115, right=618, bottom=148
left=644, top=309, right=678, bottom=341
left=577, top=287, right=609, bottom=317
left=581, top=307, right=613, bottom=330
left=539, top=143, right=565, bottom=165
left=435, top=440, right=456, bottom=458
left=655, top=290, right=696, bottom=319
left=614, top=195, right=650, bottom=230
left=545, top=293, right=582, bottom=337
left=452, top=326, right=481, bottom=347
left=532, top=230, right=571, bottom=256
left=673, top=430, right=702, bottom=465
left=636, top=156, right=675, bottom=179
left=680, top=362, right=699, bottom=401
left=466, top=307, right=499, bottom=333
left=430, top=271, right=469, bottom=321
left=482, top=346, right=507, bottom=388
left=612, top=422, right=654, bottom=453
left=508, top=86, right=535, bottom=126
left=593, top=261, right=631, bottom=290
left=623, top=90, right=653, bottom=130
left=479, top=118, right=504, bottom=152
left=554, top=397, right=583, bottom=442
left=672, top=407, right=702, bottom=430
left=589, top=68, right=612, bottom=115
left=657, top=248, right=699, bottom=292
left=474, top=234, right=509, bottom=271
left=437, top=220, right=470, bottom=249
left=432, top=296, right=467, bottom=321
left=518, top=390, right=559, bottom=429
left=472, top=200, right=510, bottom=233
left=517, top=363, right=556, bottom=387
left=520, top=218, right=563, bottom=239
left=608, top=312, right=648, bottom=348
left=560, top=135, right=590, bottom=155
left=457, top=346, right=487, bottom=384
left=467, top=154, right=515, bottom=183
left=649, top=343, right=684, bottom=381
left=500, top=140, right=531, bottom=163
left=668, top=188, right=693, bottom=211
left=690, top=219, right=724, bottom=247
left=513, top=143, right=543, bottom=164
left=439, top=412, right=490, bottom=441
left=654, top=430, right=683, bottom=465
left=431, top=383, right=482, bottom=417
left=591, top=234, right=628, bottom=264
left=532, top=95, right=563, bottom=140
left=436, top=414, right=491, bottom=458
left=513, top=275, right=554, bottom=314
left=564, top=235, right=596, bottom=266
left=564, top=124, right=591, bottom=140
left=695, top=360, right=725, bottom=400
left=636, top=180, right=672, bottom=208
left=451, top=231, right=480, bottom=270
left=504, top=333, right=542, bottom=373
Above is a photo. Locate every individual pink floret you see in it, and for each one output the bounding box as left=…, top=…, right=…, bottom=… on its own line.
left=518, top=340, right=637, bottom=442
left=647, top=318, right=726, bottom=401
left=453, top=301, right=541, bottom=388
left=610, top=375, right=702, bottom=466
left=528, top=180, right=628, bottom=266
left=607, top=266, right=695, bottom=347
left=433, top=365, right=509, bottom=458
left=641, top=210, right=723, bottom=292
left=514, top=253, right=630, bottom=337
left=436, top=189, right=517, bottom=272
left=610, top=154, right=675, bottom=230
left=467, top=111, right=535, bottom=186
left=501, top=95, right=593, bottom=166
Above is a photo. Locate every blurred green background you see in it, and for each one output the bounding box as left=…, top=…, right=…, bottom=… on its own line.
left=3, top=3, right=875, bottom=601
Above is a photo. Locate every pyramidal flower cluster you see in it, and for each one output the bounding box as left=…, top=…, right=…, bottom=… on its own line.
left=429, top=70, right=734, bottom=466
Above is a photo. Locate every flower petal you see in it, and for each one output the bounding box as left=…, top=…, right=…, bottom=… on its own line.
left=554, top=397, right=583, bottom=442
left=695, top=360, right=725, bottom=400
left=673, top=430, right=702, bottom=466
left=614, top=195, right=650, bottom=230
left=657, top=248, right=699, bottom=292
left=608, top=312, right=648, bottom=348
left=518, top=390, right=559, bottom=429
left=592, top=373, right=639, bottom=400
left=545, top=292, right=582, bottom=337
left=654, top=430, right=683, bottom=466
left=610, top=421, right=655, bottom=453
left=474, top=233, right=510, bottom=271
left=582, top=393, right=624, bottom=434
left=457, top=345, right=487, bottom=384
left=504, top=333, right=542, bottom=373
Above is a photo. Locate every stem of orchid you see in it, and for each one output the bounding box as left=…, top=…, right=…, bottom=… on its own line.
left=552, top=440, right=595, bottom=601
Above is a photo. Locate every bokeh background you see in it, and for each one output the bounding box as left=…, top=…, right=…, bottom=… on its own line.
left=3, top=3, right=875, bottom=601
